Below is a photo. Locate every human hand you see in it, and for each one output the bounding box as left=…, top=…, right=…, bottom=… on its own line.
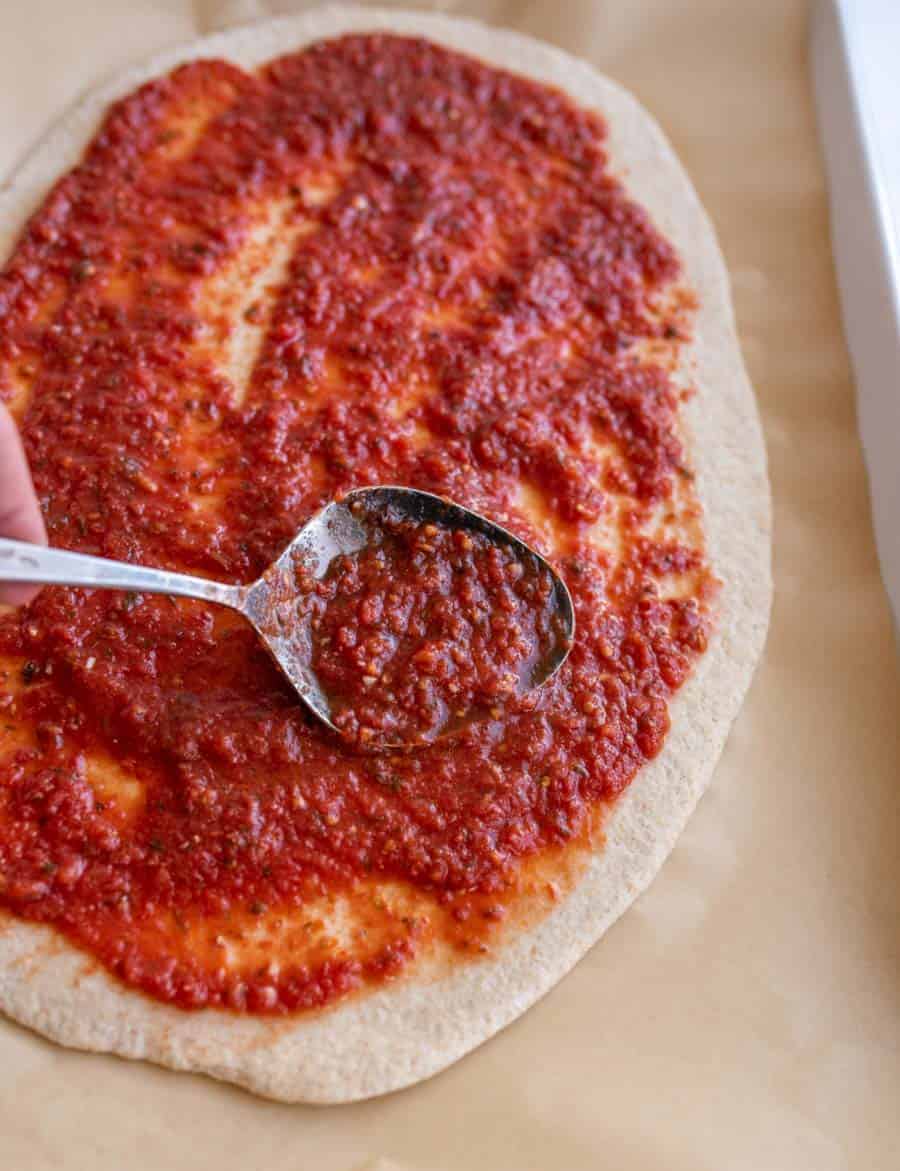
left=0, top=403, right=47, bottom=605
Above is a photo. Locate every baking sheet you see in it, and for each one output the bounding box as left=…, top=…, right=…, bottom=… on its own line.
left=2, top=1, right=899, bottom=1167
left=812, top=0, right=900, bottom=634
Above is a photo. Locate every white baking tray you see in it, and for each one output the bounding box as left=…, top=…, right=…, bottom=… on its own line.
left=812, top=0, right=900, bottom=631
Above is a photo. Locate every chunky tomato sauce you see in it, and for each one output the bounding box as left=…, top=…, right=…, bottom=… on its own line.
left=307, top=499, right=565, bottom=746
left=0, top=35, right=714, bottom=1013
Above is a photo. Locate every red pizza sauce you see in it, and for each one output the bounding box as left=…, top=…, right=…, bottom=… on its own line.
left=306, top=500, right=566, bottom=746
left=0, top=34, right=715, bottom=1014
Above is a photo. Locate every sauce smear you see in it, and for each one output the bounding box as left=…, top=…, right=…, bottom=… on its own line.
left=0, top=34, right=715, bottom=1014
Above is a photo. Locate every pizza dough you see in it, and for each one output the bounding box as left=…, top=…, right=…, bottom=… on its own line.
left=0, top=5, right=770, bottom=1102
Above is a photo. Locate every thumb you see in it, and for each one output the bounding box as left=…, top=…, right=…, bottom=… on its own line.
left=0, top=404, right=47, bottom=606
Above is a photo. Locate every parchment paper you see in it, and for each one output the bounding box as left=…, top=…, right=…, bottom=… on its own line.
left=2, top=2, right=899, bottom=1167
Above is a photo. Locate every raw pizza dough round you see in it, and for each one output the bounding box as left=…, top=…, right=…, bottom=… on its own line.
left=0, top=4, right=771, bottom=1102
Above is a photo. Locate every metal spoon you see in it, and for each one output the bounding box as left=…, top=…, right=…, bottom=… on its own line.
left=0, top=486, right=575, bottom=743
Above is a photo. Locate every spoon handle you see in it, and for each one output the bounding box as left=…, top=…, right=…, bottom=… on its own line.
left=0, top=538, right=244, bottom=610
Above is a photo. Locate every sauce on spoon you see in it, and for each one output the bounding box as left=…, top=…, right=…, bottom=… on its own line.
left=303, top=497, right=569, bottom=747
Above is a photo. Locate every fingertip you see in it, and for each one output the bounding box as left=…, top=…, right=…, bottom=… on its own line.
left=0, top=403, right=47, bottom=548
left=0, top=582, right=43, bottom=607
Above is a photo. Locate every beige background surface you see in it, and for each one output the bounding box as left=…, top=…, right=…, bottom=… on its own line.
left=1, top=1, right=898, bottom=1167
